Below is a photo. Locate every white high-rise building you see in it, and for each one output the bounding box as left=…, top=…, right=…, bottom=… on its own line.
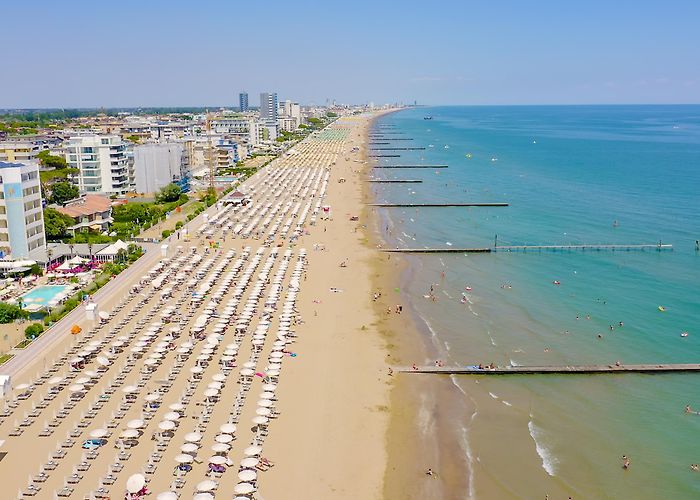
left=65, top=135, right=131, bottom=194
left=0, top=161, right=45, bottom=259
left=133, top=143, right=187, bottom=194
left=279, top=100, right=302, bottom=129
left=259, top=92, right=278, bottom=123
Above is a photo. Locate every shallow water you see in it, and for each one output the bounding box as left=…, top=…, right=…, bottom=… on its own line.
left=372, top=105, right=700, bottom=498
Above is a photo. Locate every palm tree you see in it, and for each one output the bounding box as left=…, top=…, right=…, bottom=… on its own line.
left=46, top=247, right=54, bottom=272
left=87, top=243, right=94, bottom=261
left=68, top=243, right=75, bottom=258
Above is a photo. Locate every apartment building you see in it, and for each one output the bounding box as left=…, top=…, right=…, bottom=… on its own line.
left=65, top=135, right=131, bottom=194
left=0, top=161, right=45, bottom=259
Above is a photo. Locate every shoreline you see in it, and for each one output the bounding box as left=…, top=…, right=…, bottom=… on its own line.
left=365, top=110, right=477, bottom=499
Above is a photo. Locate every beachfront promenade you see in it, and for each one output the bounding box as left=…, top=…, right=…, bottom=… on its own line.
left=0, top=115, right=387, bottom=499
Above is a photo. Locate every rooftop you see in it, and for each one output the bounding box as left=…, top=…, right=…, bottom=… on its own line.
left=57, top=194, right=112, bottom=217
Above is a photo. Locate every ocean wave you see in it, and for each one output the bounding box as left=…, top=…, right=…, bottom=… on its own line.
left=502, top=400, right=512, bottom=407
left=487, top=331, right=497, bottom=346
left=528, top=417, right=558, bottom=476
left=489, top=392, right=499, bottom=399
left=509, top=358, right=521, bottom=367
left=449, top=374, right=467, bottom=396
left=468, top=305, right=479, bottom=316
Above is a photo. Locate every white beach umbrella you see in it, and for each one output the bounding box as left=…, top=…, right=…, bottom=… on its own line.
left=89, top=428, right=107, bottom=439
left=211, top=373, right=226, bottom=382
left=211, top=442, right=229, bottom=453
left=180, top=443, right=198, bottom=454
left=189, top=366, right=204, bottom=374
left=262, top=383, right=276, bottom=392
left=240, top=457, right=258, bottom=468
left=255, top=407, right=271, bottom=417
left=126, top=473, right=145, bottom=493
left=259, top=391, right=275, bottom=400
left=184, top=432, right=202, bottom=443
left=169, top=403, right=185, bottom=412
left=120, top=429, right=139, bottom=439
left=203, top=389, right=219, bottom=398
left=196, top=480, right=217, bottom=492
left=68, top=384, right=85, bottom=393
left=48, top=376, right=64, bottom=385
left=219, top=423, right=236, bottom=434
left=243, top=445, right=262, bottom=456
left=209, top=455, right=226, bottom=465
left=252, top=416, right=268, bottom=425
left=193, top=494, right=214, bottom=500
left=233, top=483, right=255, bottom=494
left=240, top=368, right=254, bottom=377
left=144, top=393, right=160, bottom=402
left=158, top=420, right=175, bottom=431
left=215, top=434, right=233, bottom=444
left=163, top=411, right=180, bottom=422
left=122, top=385, right=138, bottom=394
left=238, top=469, right=257, bottom=482
left=127, top=419, right=144, bottom=429
left=174, top=454, right=193, bottom=464
left=156, top=492, right=178, bottom=500
left=96, top=357, right=110, bottom=366
left=257, top=399, right=273, bottom=408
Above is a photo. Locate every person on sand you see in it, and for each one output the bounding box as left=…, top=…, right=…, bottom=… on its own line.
left=425, top=468, right=436, bottom=477
left=412, top=363, right=418, bottom=371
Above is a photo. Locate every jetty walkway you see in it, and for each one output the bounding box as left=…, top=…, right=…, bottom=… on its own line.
left=397, top=364, right=700, bottom=375
left=380, top=243, right=672, bottom=253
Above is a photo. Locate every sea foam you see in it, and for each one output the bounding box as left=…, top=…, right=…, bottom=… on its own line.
left=528, top=417, right=558, bottom=476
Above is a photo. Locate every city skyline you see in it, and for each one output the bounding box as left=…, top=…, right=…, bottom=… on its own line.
left=1, top=0, right=699, bottom=107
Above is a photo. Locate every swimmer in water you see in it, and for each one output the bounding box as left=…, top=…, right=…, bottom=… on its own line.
left=622, top=456, right=630, bottom=470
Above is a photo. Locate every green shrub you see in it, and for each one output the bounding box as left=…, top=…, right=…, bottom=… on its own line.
left=162, top=230, right=172, bottom=239
left=24, top=323, right=44, bottom=340
left=175, top=221, right=184, bottom=230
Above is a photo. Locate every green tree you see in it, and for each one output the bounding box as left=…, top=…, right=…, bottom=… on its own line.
left=156, top=183, right=182, bottom=203
left=43, top=208, right=75, bottom=239
left=0, top=302, right=28, bottom=323
left=126, top=135, right=141, bottom=144
left=37, top=150, right=68, bottom=169
left=24, top=323, right=44, bottom=339
left=50, top=181, right=79, bottom=204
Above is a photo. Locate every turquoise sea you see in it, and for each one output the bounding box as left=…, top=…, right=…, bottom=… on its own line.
left=371, top=106, right=700, bottom=499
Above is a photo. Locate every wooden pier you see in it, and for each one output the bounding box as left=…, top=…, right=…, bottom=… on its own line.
left=370, top=147, right=426, bottom=150
left=373, top=164, right=448, bottom=169
left=368, top=137, right=414, bottom=141
left=366, top=179, right=424, bottom=183
left=397, top=363, right=700, bottom=375
left=380, top=243, right=673, bottom=254
left=370, top=202, right=508, bottom=207
left=369, top=154, right=401, bottom=158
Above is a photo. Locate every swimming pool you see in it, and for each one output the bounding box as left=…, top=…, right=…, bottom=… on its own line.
left=20, top=285, right=70, bottom=310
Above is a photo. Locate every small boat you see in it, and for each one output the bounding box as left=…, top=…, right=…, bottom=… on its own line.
left=491, top=157, right=498, bottom=162
left=444, top=145, right=450, bottom=149
left=464, top=286, right=472, bottom=292
left=465, top=153, right=472, bottom=159
left=681, top=332, right=689, bottom=337
left=424, top=116, right=433, bottom=120
left=658, top=306, right=666, bottom=312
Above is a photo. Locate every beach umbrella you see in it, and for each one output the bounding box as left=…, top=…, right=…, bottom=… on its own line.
left=209, top=455, right=226, bottom=465
left=163, top=412, right=180, bottom=422
left=193, top=494, right=214, bottom=500
left=189, top=366, right=204, bottom=374
left=203, top=389, right=218, bottom=398
left=262, top=383, right=276, bottom=392
left=212, top=373, right=226, bottom=382
left=257, top=399, right=272, bottom=408
left=68, top=384, right=85, bottom=393
left=158, top=420, right=175, bottom=431
left=14, top=383, right=30, bottom=391
left=74, top=377, right=90, bottom=385
left=207, top=381, right=223, bottom=390
left=252, top=416, right=268, bottom=425
left=156, top=492, right=178, bottom=500
left=215, top=434, right=233, bottom=444
left=240, top=457, right=258, bottom=468
left=259, top=391, right=274, bottom=400
left=233, top=483, right=255, bottom=494
left=243, top=445, right=262, bottom=456
left=240, top=368, right=254, bottom=377
left=168, top=403, right=185, bottom=412
left=89, top=428, right=107, bottom=439
left=121, top=385, right=138, bottom=394
left=255, top=407, right=271, bottom=417
left=219, top=423, right=236, bottom=434
left=196, top=480, right=217, bottom=492
left=211, top=443, right=229, bottom=453
left=71, top=325, right=82, bottom=334
left=127, top=419, right=144, bottom=429
left=174, top=454, right=193, bottom=464
left=126, top=473, right=145, bottom=493
left=184, top=432, right=202, bottom=443
left=180, top=443, right=198, bottom=454
left=48, top=376, right=63, bottom=385
left=238, top=469, right=257, bottom=482
left=144, top=393, right=160, bottom=402
left=120, top=429, right=139, bottom=439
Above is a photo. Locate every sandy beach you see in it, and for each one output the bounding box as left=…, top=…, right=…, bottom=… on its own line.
left=0, top=111, right=397, bottom=500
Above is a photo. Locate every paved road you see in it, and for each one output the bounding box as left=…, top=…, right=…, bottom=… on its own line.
left=0, top=203, right=218, bottom=379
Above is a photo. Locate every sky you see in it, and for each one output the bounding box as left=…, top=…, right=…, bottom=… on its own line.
left=1, top=0, right=699, bottom=108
